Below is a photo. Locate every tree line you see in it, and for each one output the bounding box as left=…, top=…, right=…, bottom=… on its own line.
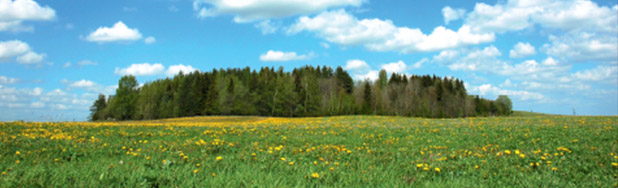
left=89, top=66, right=512, bottom=121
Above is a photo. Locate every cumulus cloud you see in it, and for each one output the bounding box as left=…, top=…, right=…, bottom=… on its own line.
left=144, top=36, right=156, bottom=44
left=0, top=0, right=56, bottom=32
left=410, top=58, right=428, bottom=69
left=470, top=84, right=544, bottom=101
left=166, top=64, right=198, bottom=76
left=254, top=20, right=279, bottom=34
left=288, top=9, right=494, bottom=53
left=572, top=65, right=618, bottom=83
left=0, top=40, right=46, bottom=65
left=509, top=42, right=536, bottom=58
left=542, top=31, right=617, bottom=62
left=193, top=0, right=364, bottom=22
left=442, top=6, right=466, bottom=25
left=16, top=51, right=45, bottom=64
left=85, top=21, right=143, bottom=43
left=259, top=50, right=314, bottom=62
left=0, top=75, right=18, bottom=84
left=344, top=59, right=369, bottom=70
left=30, top=101, right=44, bottom=108
left=63, top=60, right=97, bottom=68
left=68, top=79, right=97, bottom=88
left=465, top=0, right=617, bottom=33
left=114, top=63, right=164, bottom=76
left=381, top=60, right=407, bottom=74
left=0, top=40, right=30, bottom=60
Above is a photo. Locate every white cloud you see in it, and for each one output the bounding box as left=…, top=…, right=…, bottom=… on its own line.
left=166, top=64, right=198, bottom=76
left=381, top=60, right=407, bottom=74
left=411, top=58, right=428, bottom=69
left=573, top=65, right=618, bottom=82
left=442, top=6, right=466, bottom=25
left=288, top=9, right=494, bottom=53
left=16, top=51, right=45, bottom=64
left=193, top=0, right=364, bottom=22
left=64, top=60, right=97, bottom=68
left=144, top=36, right=156, bottom=44
left=259, top=50, right=314, bottom=62
left=509, top=42, right=536, bottom=58
left=85, top=21, right=143, bottom=43
left=542, top=31, right=617, bottom=62
left=114, top=63, right=164, bottom=76
left=0, top=75, right=18, bottom=84
left=344, top=59, right=369, bottom=70
left=0, top=40, right=46, bottom=65
left=0, top=40, right=30, bottom=60
left=254, top=20, right=279, bottom=34
left=77, top=60, right=97, bottom=66
left=68, top=79, right=97, bottom=88
left=470, top=84, right=544, bottom=101
left=465, top=0, right=617, bottom=33
left=30, top=101, right=44, bottom=108
left=0, top=0, right=56, bottom=32
left=320, top=42, right=330, bottom=49
left=354, top=70, right=379, bottom=81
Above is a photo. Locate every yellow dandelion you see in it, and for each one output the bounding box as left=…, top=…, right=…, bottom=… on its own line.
left=193, top=169, right=199, bottom=174
left=216, top=156, right=222, bottom=161
left=330, top=167, right=334, bottom=171
left=551, top=167, right=558, bottom=171
left=146, top=156, right=151, bottom=160
left=1, top=172, right=5, bottom=176
left=15, top=151, right=20, bottom=155
left=162, top=159, right=167, bottom=164
left=475, top=165, right=479, bottom=169
left=288, top=162, right=294, bottom=166
left=280, top=157, right=286, bottom=161
left=505, top=150, right=511, bottom=155
left=196, top=163, right=201, bottom=167
left=423, top=167, right=429, bottom=171
left=311, top=172, right=319, bottom=178
left=211, top=173, right=216, bottom=177
left=15, top=160, right=20, bottom=164
left=435, top=168, right=441, bottom=172
left=519, top=154, right=526, bottom=158
left=612, top=162, right=618, bottom=167
left=416, top=164, right=423, bottom=168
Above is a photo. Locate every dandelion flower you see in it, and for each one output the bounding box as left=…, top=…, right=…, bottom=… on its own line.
left=216, top=156, right=222, bottom=161
left=193, top=169, right=199, bottom=174
left=311, top=172, right=319, bottom=178
left=15, top=151, right=20, bottom=155
left=435, top=168, right=441, bottom=172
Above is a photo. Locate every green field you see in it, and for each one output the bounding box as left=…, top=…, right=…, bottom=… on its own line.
left=1, top=116, right=617, bottom=187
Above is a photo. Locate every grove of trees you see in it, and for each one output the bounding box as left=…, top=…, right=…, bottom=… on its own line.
left=90, top=66, right=512, bottom=121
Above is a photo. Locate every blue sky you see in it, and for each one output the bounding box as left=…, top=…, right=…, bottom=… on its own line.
left=0, top=0, right=617, bottom=121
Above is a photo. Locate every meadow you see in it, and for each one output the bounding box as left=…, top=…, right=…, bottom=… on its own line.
left=0, top=115, right=616, bottom=187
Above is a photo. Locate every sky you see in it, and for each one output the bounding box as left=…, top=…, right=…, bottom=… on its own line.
left=0, top=0, right=617, bottom=121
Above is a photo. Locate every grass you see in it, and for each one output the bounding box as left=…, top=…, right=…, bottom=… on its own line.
left=512, top=111, right=552, bottom=117
left=1, top=115, right=617, bottom=187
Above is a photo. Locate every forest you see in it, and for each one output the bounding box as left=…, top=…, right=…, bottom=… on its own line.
left=89, top=66, right=512, bottom=121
